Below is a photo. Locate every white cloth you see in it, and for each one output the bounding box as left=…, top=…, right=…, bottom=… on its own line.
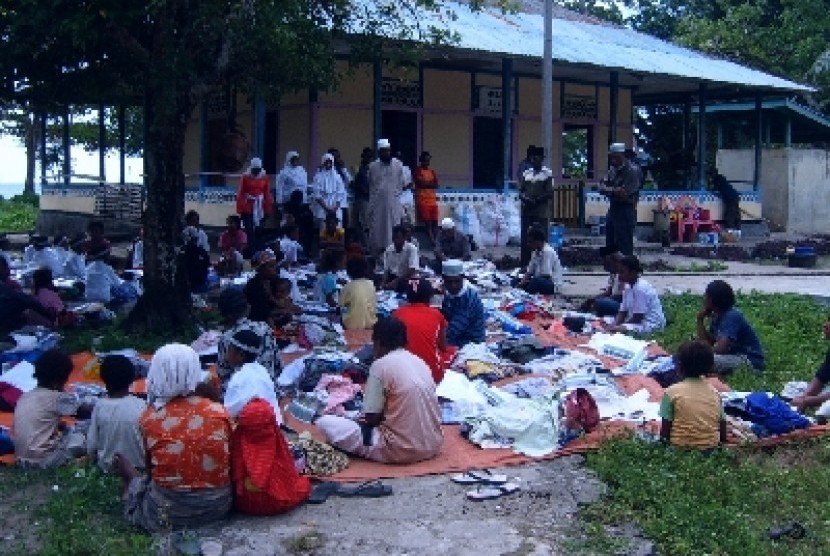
left=527, top=243, right=563, bottom=287
left=275, top=151, right=309, bottom=204
left=85, top=260, right=122, bottom=303
left=383, top=241, right=419, bottom=276
left=223, top=362, right=282, bottom=424
left=619, top=278, right=666, bottom=333
left=131, top=240, right=144, bottom=269
left=247, top=194, right=265, bottom=227
left=311, top=167, right=347, bottom=221
left=146, top=344, right=202, bottom=409
left=399, top=164, right=414, bottom=207
left=279, top=237, right=301, bottom=264
left=280, top=268, right=303, bottom=302
left=195, top=229, right=210, bottom=253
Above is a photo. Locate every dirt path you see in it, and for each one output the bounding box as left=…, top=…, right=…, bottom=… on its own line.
left=200, top=456, right=654, bottom=556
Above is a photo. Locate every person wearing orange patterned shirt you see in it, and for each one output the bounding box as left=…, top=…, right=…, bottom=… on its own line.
left=237, top=157, right=274, bottom=252
left=114, top=344, right=232, bottom=532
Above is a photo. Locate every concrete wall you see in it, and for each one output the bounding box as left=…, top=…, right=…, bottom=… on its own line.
left=718, top=148, right=830, bottom=234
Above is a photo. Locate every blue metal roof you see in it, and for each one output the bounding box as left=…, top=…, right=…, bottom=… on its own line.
left=354, top=1, right=811, bottom=93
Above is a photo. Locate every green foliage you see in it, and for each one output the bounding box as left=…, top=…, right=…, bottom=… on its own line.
left=650, top=292, right=827, bottom=393
left=585, top=435, right=830, bottom=556
left=0, top=465, right=152, bottom=555
left=0, top=194, right=38, bottom=232
left=60, top=316, right=201, bottom=355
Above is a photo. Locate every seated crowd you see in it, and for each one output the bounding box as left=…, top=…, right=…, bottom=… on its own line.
left=6, top=204, right=801, bottom=535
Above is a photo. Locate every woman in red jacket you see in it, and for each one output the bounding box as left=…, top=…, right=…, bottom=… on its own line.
left=236, top=157, right=273, bottom=252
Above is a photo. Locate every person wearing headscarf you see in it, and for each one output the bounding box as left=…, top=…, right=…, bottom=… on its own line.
left=115, top=344, right=232, bottom=532
left=237, top=157, right=274, bottom=252
left=275, top=151, right=309, bottom=207
left=216, top=285, right=281, bottom=393
left=222, top=329, right=282, bottom=423
left=310, top=153, right=347, bottom=230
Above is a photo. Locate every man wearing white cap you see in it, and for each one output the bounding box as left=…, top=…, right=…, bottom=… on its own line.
left=441, top=259, right=485, bottom=347
left=368, top=139, right=406, bottom=254
left=237, top=157, right=274, bottom=253
left=600, top=143, right=641, bottom=256
left=434, top=217, right=470, bottom=272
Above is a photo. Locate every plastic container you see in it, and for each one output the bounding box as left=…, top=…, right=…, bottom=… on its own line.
left=788, top=246, right=816, bottom=268
left=549, top=224, right=565, bottom=249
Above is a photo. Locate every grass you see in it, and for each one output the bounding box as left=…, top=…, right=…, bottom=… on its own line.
left=581, top=292, right=830, bottom=556
left=0, top=464, right=153, bottom=555
left=59, top=316, right=201, bottom=355
left=0, top=193, right=39, bottom=233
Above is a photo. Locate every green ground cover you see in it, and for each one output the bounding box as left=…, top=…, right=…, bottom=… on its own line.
left=0, top=193, right=39, bottom=233
left=583, top=292, right=830, bottom=555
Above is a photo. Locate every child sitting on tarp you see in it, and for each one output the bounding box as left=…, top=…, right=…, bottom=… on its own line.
left=217, top=215, right=246, bottom=276
left=279, top=223, right=303, bottom=266
left=13, top=349, right=92, bottom=468
left=271, top=277, right=302, bottom=327
left=314, top=247, right=345, bottom=308
left=659, top=341, right=726, bottom=450
left=339, top=254, right=377, bottom=331
left=85, top=245, right=123, bottom=303
left=86, top=354, right=147, bottom=474
left=31, top=267, right=73, bottom=328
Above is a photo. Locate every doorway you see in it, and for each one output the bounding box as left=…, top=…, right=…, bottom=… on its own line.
left=561, top=124, right=594, bottom=179
left=381, top=110, right=418, bottom=168
left=263, top=110, right=278, bottom=176
left=473, top=117, right=503, bottom=188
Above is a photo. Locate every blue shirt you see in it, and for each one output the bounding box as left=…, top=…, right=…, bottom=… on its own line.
left=441, top=286, right=485, bottom=348
left=709, top=308, right=765, bottom=370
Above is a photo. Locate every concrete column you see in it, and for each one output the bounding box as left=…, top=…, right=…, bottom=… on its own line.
left=682, top=100, right=691, bottom=189
left=696, top=84, right=707, bottom=190
left=373, top=60, right=382, bottom=147
left=785, top=115, right=792, bottom=147
left=754, top=94, right=762, bottom=190
left=118, top=105, right=126, bottom=185
left=609, top=71, right=619, bottom=144
left=541, top=0, right=553, bottom=167
left=199, top=102, right=209, bottom=190
left=501, top=58, right=513, bottom=191
left=253, top=95, right=266, bottom=160
left=40, top=114, right=47, bottom=185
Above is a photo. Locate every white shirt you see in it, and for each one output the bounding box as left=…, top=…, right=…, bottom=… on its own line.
left=619, top=278, right=666, bottom=333
left=279, top=237, right=301, bottom=264
left=526, top=243, right=562, bottom=286
left=383, top=241, right=419, bottom=276
left=280, top=267, right=303, bottom=303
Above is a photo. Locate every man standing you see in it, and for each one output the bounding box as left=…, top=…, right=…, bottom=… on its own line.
left=518, top=146, right=553, bottom=266
left=515, top=145, right=536, bottom=181
left=368, top=139, right=406, bottom=254
left=601, top=143, right=640, bottom=256
left=351, top=147, right=374, bottom=245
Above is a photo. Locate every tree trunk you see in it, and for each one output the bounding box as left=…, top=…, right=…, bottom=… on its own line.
left=23, top=112, right=39, bottom=195
left=121, top=38, right=195, bottom=333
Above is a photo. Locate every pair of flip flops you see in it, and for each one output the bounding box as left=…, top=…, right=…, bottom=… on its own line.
left=767, top=522, right=806, bottom=541
left=450, top=469, right=521, bottom=501
left=308, top=480, right=393, bottom=504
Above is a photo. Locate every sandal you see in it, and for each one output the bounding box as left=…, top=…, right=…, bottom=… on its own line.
left=335, top=480, right=393, bottom=498
left=466, top=482, right=521, bottom=501
left=767, top=522, right=806, bottom=541
left=450, top=469, right=508, bottom=485
left=307, top=481, right=340, bottom=504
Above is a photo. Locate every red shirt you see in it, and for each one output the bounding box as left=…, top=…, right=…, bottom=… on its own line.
left=219, top=229, right=248, bottom=252
left=236, top=174, right=273, bottom=216
left=392, top=303, right=447, bottom=382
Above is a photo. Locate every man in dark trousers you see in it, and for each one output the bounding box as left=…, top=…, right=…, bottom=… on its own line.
left=600, top=143, right=641, bottom=256
left=518, top=146, right=553, bottom=266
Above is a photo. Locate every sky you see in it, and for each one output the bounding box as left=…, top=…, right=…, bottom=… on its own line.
left=0, top=133, right=143, bottom=188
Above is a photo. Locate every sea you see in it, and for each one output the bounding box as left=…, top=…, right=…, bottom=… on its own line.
left=0, top=183, right=38, bottom=199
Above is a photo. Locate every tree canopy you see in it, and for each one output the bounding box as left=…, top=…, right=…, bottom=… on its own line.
left=0, top=0, right=472, bottom=331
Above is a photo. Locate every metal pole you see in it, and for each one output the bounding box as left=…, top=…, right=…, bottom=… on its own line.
left=542, top=0, right=553, bottom=168
left=62, top=105, right=71, bottom=186
left=118, top=105, right=126, bottom=185
left=373, top=60, right=382, bottom=147
left=609, top=71, right=618, bottom=144
left=501, top=58, right=513, bottom=192
left=40, top=113, right=47, bottom=186
left=98, top=104, right=106, bottom=182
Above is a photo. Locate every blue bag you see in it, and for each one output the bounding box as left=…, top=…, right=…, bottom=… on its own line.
left=744, top=392, right=810, bottom=436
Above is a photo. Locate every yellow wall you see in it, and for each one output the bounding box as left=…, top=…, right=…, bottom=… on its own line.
left=317, top=106, right=373, bottom=162
left=475, top=73, right=501, bottom=88
left=320, top=61, right=373, bottom=105
left=278, top=106, right=310, bottom=163
left=423, top=112, right=470, bottom=186
left=423, top=69, right=469, bottom=111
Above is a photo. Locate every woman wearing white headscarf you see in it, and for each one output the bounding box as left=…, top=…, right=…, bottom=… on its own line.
left=310, top=153, right=347, bottom=229
left=115, top=344, right=232, bottom=532
left=275, top=151, right=308, bottom=206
